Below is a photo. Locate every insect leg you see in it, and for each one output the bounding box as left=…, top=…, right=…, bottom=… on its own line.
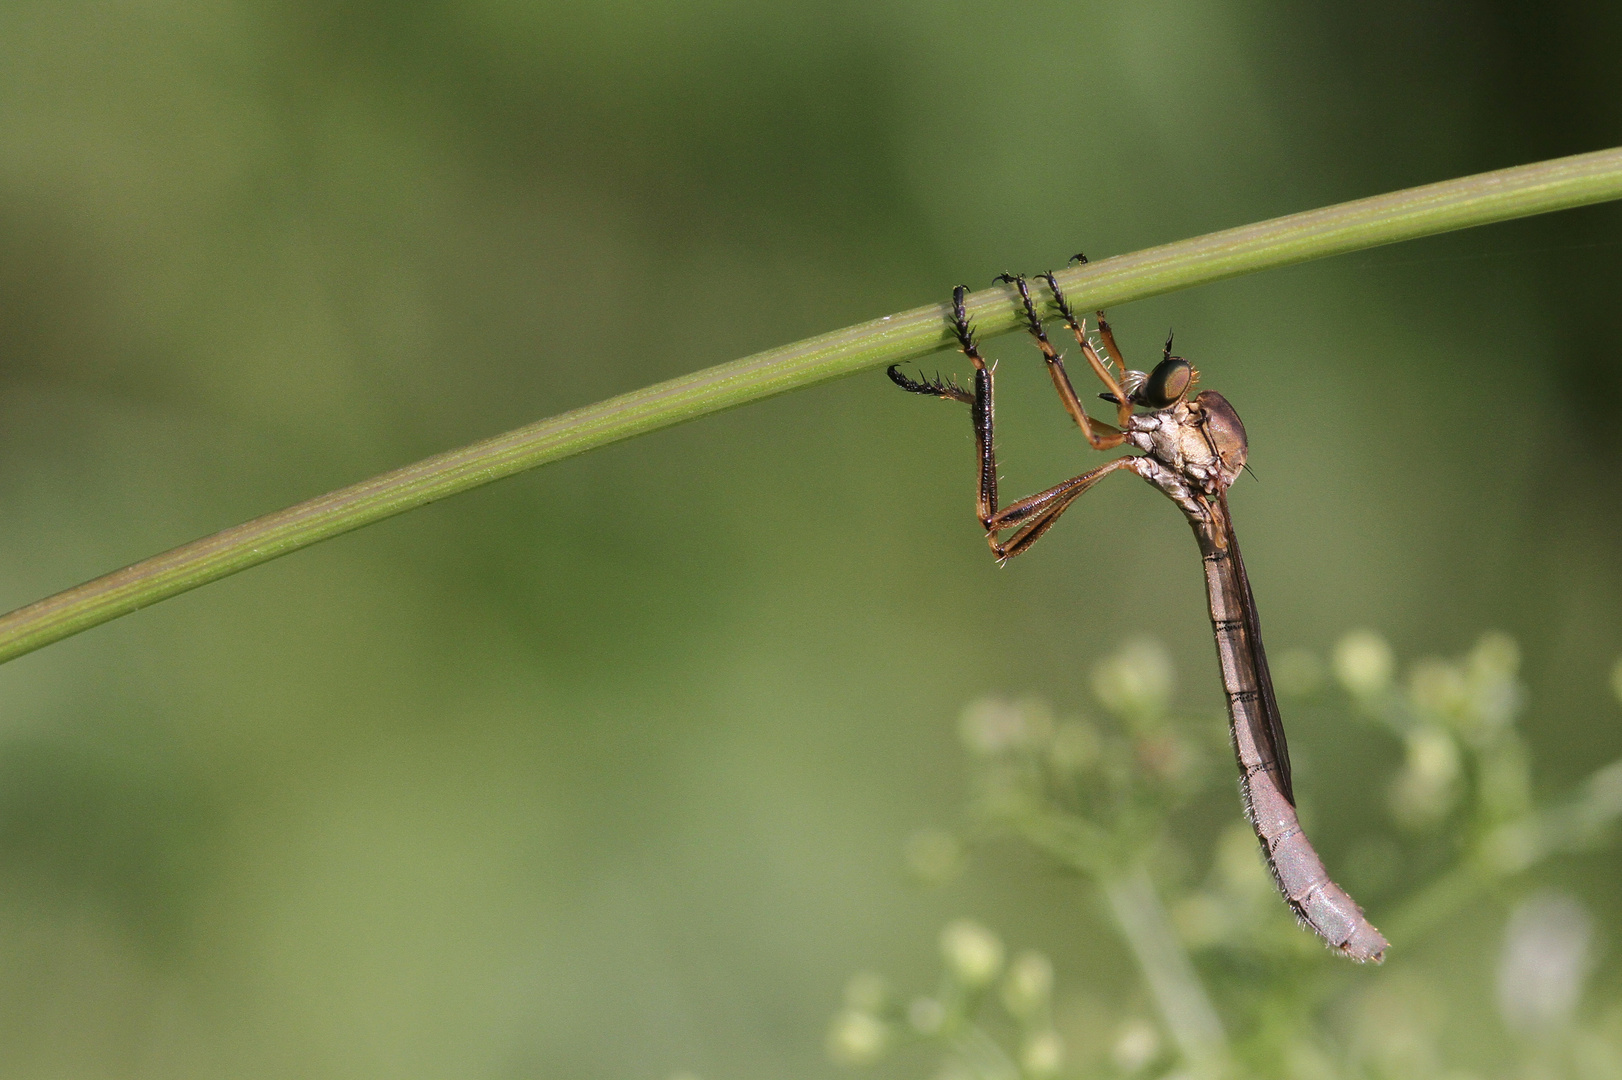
left=996, top=274, right=1124, bottom=451
left=983, top=456, right=1140, bottom=562
left=887, top=285, right=998, bottom=528
left=1040, top=271, right=1134, bottom=429
left=1066, top=254, right=1133, bottom=387
left=1094, top=313, right=1129, bottom=379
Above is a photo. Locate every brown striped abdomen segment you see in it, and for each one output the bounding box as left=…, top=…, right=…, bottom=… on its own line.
left=1200, top=525, right=1388, bottom=963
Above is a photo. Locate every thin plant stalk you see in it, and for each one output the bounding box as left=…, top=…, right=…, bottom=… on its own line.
left=1103, top=868, right=1229, bottom=1070
left=950, top=1027, right=1022, bottom=1080
left=1, top=148, right=1620, bottom=664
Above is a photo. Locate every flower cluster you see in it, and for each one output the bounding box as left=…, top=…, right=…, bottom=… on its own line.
left=827, top=920, right=1065, bottom=1080
left=825, top=633, right=1622, bottom=1080
left=951, top=639, right=1210, bottom=882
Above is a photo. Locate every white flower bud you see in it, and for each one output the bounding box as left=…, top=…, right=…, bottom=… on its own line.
left=1408, top=726, right=1461, bottom=785
left=940, top=919, right=1004, bottom=988
left=827, top=1009, right=889, bottom=1065
left=1469, top=632, right=1520, bottom=681
left=1497, top=893, right=1594, bottom=1036
left=959, top=698, right=1032, bottom=756
left=1021, top=1031, right=1064, bottom=1077
left=1111, top=1019, right=1161, bottom=1074
left=1388, top=726, right=1461, bottom=828
left=1408, top=659, right=1469, bottom=721
left=1469, top=673, right=1523, bottom=736
left=1456, top=634, right=1524, bottom=738
left=1092, top=638, right=1174, bottom=721
left=1333, top=630, right=1394, bottom=697
left=1000, top=951, right=1053, bottom=1017
left=908, top=996, right=945, bottom=1034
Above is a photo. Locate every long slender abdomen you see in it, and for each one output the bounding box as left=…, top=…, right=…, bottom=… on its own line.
left=1201, top=536, right=1388, bottom=963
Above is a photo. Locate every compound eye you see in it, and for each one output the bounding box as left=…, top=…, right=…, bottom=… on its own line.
left=1137, top=356, right=1192, bottom=408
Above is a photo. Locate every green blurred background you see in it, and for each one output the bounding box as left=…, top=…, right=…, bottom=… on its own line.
left=0, top=1, right=1620, bottom=1076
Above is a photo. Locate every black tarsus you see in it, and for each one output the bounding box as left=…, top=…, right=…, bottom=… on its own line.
left=996, top=274, right=1048, bottom=341
left=1070, top=252, right=1089, bottom=264
left=1038, top=271, right=1079, bottom=328
left=886, top=284, right=983, bottom=405
left=940, top=284, right=998, bottom=524
left=886, top=365, right=973, bottom=404
left=950, top=284, right=978, bottom=356
left=1163, top=329, right=1175, bottom=364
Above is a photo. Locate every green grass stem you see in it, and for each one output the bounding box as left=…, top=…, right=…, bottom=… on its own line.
left=2, top=147, right=1620, bottom=664
left=1103, top=869, right=1228, bottom=1069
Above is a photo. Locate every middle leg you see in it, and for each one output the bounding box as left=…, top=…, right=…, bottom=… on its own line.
left=996, top=273, right=1125, bottom=451
left=1037, top=270, right=1136, bottom=430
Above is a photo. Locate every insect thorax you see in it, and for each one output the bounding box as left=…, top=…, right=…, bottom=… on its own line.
left=1125, top=403, right=1225, bottom=494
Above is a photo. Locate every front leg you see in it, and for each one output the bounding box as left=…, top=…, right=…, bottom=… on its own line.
left=887, top=285, right=999, bottom=529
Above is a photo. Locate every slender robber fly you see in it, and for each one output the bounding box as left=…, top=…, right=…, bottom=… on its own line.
left=888, top=266, right=1387, bottom=962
